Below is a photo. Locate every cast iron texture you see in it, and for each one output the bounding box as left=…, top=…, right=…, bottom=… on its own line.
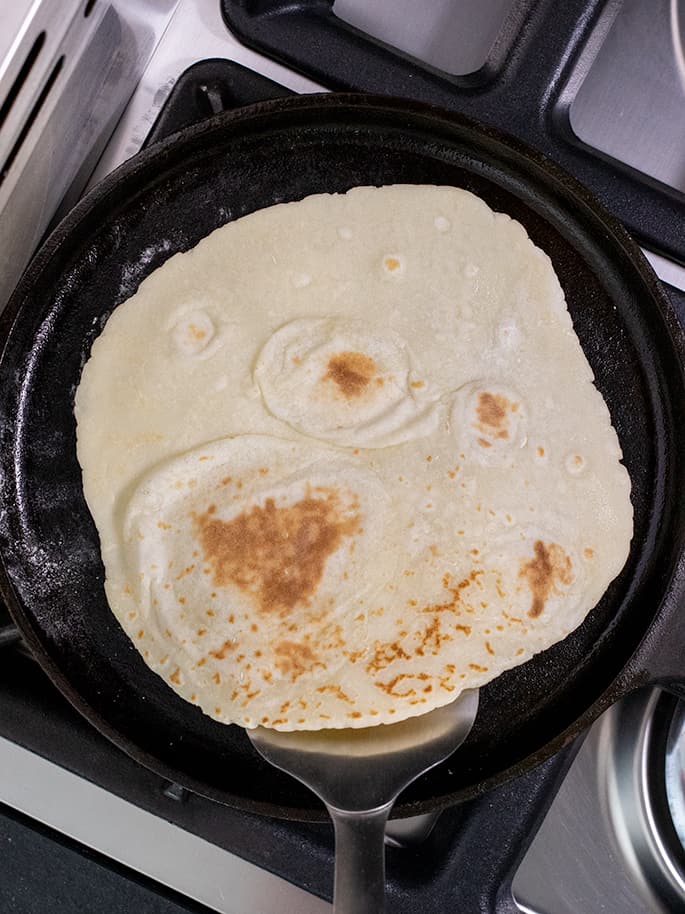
left=0, top=95, right=684, bottom=823
left=220, top=0, right=685, bottom=265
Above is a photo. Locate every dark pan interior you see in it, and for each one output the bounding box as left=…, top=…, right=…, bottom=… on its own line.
left=0, top=96, right=683, bottom=821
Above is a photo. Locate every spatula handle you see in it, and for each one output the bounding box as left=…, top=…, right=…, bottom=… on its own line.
left=329, top=803, right=393, bottom=914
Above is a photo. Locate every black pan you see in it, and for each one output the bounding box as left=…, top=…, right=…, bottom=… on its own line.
left=1, top=94, right=684, bottom=822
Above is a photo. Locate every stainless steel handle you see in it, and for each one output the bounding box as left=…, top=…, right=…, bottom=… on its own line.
left=329, top=804, right=392, bottom=914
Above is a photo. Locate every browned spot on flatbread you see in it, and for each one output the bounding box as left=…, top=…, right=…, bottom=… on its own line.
left=317, top=684, right=353, bottom=703
left=209, top=639, right=235, bottom=660
left=370, top=577, right=469, bottom=673
left=519, top=540, right=573, bottom=618
left=474, top=391, right=519, bottom=443
left=375, top=672, right=431, bottom=698
left=458, top=569, right=483, bottom=589
left=188, top=323, right=206, bottom=341
left=415, top=615, right=452, bottom=656
left=417, top=571, right=479, bottom=620
left=366, top=640, right=411, bottom=674
left=323, top=351, right=378, bottom=398
left=477, top=392, right=510, bottom=429
left=193, top=489, right=360, bottom=615
left=274, top=640, right=324, bottom=681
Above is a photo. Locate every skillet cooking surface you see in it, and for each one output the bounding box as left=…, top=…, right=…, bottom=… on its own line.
left=0, top=95, right=683, bottom=820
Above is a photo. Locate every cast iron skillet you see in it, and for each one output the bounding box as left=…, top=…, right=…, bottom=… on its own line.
left=0, top=94, right=684, bottom=822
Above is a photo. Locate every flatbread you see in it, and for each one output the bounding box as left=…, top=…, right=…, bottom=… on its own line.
left=74, top=185, right=633, bottom=730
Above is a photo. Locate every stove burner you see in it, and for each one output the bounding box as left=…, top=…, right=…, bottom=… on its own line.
left=665, top=701, right=685, bottom=857
left=600, top=689, right=685, bottom=912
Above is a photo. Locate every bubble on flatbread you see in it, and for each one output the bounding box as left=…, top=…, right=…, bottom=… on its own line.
left=382, top=254, right=405, bottom=277
left=291, top=272, right=311, bottom=289
left=171, top=311, right=215, bottom=356
left=452, top=383, right=527, bottom=467
left=254, top=317, right=440, bottom=447
left=565, top=453, right=587, bottom=475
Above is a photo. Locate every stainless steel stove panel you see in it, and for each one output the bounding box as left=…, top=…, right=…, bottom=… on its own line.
left=570, top=0, right=685, bottom=195
left=334, top=0, right=518, bottom=76
left=0, top=0, right=179, bottom=307
left=0, top=735, right=330, bottom=914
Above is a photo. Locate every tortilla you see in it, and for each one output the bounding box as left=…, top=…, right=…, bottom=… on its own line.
left=74, top=184, right=633, bottom=730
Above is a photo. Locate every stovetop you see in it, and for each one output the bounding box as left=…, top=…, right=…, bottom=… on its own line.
left=1, top=1, right=685, bottom=912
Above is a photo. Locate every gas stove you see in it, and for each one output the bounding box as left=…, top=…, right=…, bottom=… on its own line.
left=1, top=2, right=685, bottom=912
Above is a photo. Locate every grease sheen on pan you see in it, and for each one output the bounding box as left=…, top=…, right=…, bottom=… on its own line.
left=74, top=185, right=633, bottom=730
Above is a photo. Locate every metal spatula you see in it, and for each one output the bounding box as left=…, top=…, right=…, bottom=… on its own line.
left=248, top=689, right=479, bottom=914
